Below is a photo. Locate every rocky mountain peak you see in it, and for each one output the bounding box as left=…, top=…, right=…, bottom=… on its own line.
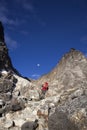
left=61, top=48, right=86, bottom=63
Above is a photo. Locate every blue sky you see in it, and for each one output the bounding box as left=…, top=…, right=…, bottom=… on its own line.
left=0, top=0, right=87, bottom=79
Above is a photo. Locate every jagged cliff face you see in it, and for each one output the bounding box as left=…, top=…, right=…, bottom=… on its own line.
left=0, top=22, right=22, bottom=76
left=0, top=22, right=13, bottom=71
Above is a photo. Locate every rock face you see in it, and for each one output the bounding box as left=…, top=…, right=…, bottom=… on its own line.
left=0, top=21, right=87, bottom=130
left=0, top=28, right=10, bottom=71
left=0, top=22, right=21, bottom=75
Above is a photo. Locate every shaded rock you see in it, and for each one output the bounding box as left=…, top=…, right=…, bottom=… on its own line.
left=48, top=94, right=87, bottom=130
left=0, top=78, right=13, bottom=93
left=21, top=119, right=39, bottom=130
left=0, top=99, right=6, bottom=117
left=10, top=97, right=25, bottom=112
left=0, top=71, right=17, bottom=94
left=48, top=111, right=79, bottom=130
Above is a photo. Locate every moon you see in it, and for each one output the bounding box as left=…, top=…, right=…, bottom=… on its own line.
left=37, top=64, right=40, bottom=67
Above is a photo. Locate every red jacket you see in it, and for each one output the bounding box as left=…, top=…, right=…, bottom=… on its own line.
left=41, top=82, right=48, bottom=91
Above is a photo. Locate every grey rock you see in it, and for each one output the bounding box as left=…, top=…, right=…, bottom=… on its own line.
left=21, top=119, right=38, bottom=130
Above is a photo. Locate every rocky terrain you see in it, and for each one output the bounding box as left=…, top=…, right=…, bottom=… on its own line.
left=0, top=21, right=87, bottom=130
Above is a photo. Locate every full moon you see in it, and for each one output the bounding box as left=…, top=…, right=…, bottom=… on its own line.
left=37, top=64, right=40, bottom=67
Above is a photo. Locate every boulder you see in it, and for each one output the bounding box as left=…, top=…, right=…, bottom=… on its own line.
left=21, top=119, right=38, bottom=130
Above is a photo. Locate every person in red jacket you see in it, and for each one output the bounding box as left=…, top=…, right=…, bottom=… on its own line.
left=40, top=82, right=49, bottom=99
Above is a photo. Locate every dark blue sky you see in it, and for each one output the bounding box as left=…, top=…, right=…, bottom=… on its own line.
left=0, top=0, right=87, bottom=79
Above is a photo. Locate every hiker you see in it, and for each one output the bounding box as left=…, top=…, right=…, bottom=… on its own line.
left=40, top=82, right=49, bottom=99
